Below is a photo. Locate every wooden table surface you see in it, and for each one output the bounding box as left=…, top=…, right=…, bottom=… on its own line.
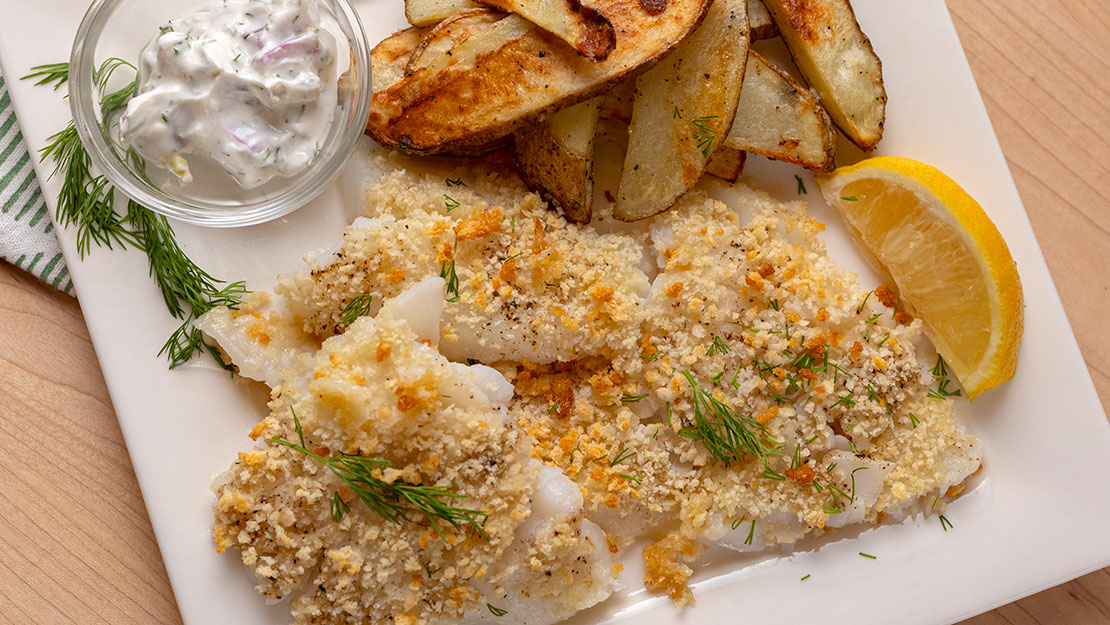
left=1, top=1, right=1108, bottom=623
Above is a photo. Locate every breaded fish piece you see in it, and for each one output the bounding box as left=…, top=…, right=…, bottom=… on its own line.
left=277, top=169, right=650, bottom=364
left=212, top=281, right=616, bottom=625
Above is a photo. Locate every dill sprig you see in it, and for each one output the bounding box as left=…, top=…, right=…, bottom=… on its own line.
left=939, top=514, right=953, bottom=531
left=706, top=335, right=730, bottom=356
left=339, top=294, right=374, bottom=326
left=273, top=410, right=488, bottom=542
left=690, top=115, right=719, bottom=158
left=927, top=354, right=963, bottom=399
left=487, top=604, right=508, bottom=617
left=25, top=61, right=247, bottom=368
left=678, top=370, right=782, bottom=472
left=440, top=257, right=460, bottom=302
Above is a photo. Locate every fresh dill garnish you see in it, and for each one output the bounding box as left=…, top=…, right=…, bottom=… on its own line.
left=690, top=115, right=719, bottom=158
left=744, top=519, right=756, bottom=545
left=858, top=552, right=877, bottom=559
left=876, top=335, right=890, bottom=348
left=927, top=355, right=963, bottom=399
left=486, top=604, right=508, bottom=617
left=795, top=175, right=807, bottom=195
left=26, top=60, right=246, bottom=369
left=856, top=290, right=873, bottom=315
left=445, top=177, right=467, bottom=187
left=866, top=313, right=882, bottom=324
left=829, top=394, right=855, bottom=410
left=706, top=335, right=730, bottom=356
left=826, top=462, right=837, bottom=473
left=804, top=433, right=819, bottom=445
left=801, top=574, right=811, bottom=581
left=420, top=560, right=438, bottom=578
left=909, top=412, right=920, bottom=428
left=710, top=369, right=725, bottom=385
left=939, top=514, right=954, bottom=531
left=641, top=350, right=663, bottom=362
left=443, top=194, right=460, bottom=212
left=610, top=447, right=637, bottom=467
left=769, top=299, right=780, bottom=311
left=673, top=106, right=682, bottom=119
left=330, top=491, right=350, bottom=521
left=677, top=371, right=782, bottom=471
left=439, top=245, right=460, bottom=302
left=621, top=393, right=648, bottom=403
left=273, top=409, right=488, bottom=542
left=731, top=516, right=747, bottom=530
left=618, top=473, right=644, bottom=483
left=23, top=62, right=71, bottom=90
left=841, top=196, right=860, bottom=202
left=339, top=294, right=373, bottom=326
left=547, top=403, right=559, bottom=414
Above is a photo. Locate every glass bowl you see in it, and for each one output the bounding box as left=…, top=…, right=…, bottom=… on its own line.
left=69, top=0, right=371, bottom=227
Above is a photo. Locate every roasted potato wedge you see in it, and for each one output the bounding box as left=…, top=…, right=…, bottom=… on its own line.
left=372, top=27, right=510, bottom=156
left=748, top=0, right=777, bottom=40
left=366, top=0, right=714, bottom=155
left=474, top=0, right=615, bottom=60
left=598, top=77, right=634, bottom=123
left=763, top=0, right=886, bottom=150
left=705, top=146, right=746, bottom=182
left=514, top=99, right=601, bottom=223
left=406, top=9, right=504, bottom=74
left=614, top=0, right=750, bottom=221
left=372, top=27, right=429, bottom=92
left=724, top=50, right=836, bottom=171
left=405, top=0, right=478, bottom=27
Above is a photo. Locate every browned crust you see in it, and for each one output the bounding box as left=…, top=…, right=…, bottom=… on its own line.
left=475, top=0, right=617, bottom=60
left=367, top=0, right=714, bottom=155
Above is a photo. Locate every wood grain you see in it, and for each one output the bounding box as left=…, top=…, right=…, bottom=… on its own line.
left=0, top=0, right=1106, bottom=623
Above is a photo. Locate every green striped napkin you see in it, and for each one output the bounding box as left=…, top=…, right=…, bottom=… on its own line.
left=0, top=72, right=73, bottom=294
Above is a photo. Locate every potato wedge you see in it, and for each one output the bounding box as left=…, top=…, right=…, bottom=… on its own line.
left=763, top=0, right=886, bottom=150
left=372, top=27, right=428, bottom=92
left=406, top=9, right=504, bottom=75
left=748, top=0, right=777, bottom=40
left=723, top=50, right=836, bottom=171
left=514, top=99, right=601, bottom=223
left=406, top=0, right=478, bottom=27
left=373, top=27, right=510, bottom=156
left=598, top=77, right=634, bottom=123
left=705, top=146, right=746, bottom=182
left=474, top=0, right=615, bottom=61
left=366, top=0, right=714, bottom=155
left=614, top=0, right=750, bottom=221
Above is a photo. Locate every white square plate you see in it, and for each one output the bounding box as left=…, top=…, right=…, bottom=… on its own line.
left=3, top=1, right=1109, bottom=623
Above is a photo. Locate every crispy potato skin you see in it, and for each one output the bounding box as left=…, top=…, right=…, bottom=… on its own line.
left=747, top=0, right=778, bottom=40
left=514, top=100, right=600, bottom=223
left=475, top=0, right=616, bottom=60
left=367, top=0, right=714, bottom=155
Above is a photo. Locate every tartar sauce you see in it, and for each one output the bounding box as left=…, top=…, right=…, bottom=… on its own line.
left=120, top=0, right=338, bottom=188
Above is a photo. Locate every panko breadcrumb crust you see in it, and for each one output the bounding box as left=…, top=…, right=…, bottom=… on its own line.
left=210, top=155, right=981, bottom=625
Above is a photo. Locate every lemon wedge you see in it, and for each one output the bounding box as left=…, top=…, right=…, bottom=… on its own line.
left=816, top=156, right=1023, bottom=400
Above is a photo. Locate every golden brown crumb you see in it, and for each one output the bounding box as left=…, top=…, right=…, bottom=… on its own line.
left=643, top=533, right=703, bottom=606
